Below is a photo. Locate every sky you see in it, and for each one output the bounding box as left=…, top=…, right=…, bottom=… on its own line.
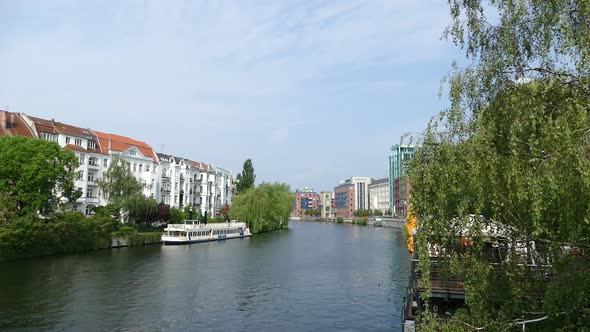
left=0, top=0, right=461, bottom=193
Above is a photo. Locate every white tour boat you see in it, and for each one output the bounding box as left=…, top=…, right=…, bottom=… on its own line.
left=162, top=220, right=251, bottom=245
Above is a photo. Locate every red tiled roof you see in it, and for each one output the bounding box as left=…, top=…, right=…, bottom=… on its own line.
left=0, top=111, right=36, bottom=138
left=64, top=144, right=88, bottom=153
left=93, top=130, right=158, bottom=163
left=27, top=116, right=58, bottom=135
left=191, top=161, right=202, bottom=169
left=27, top=115, right=104, bottom=155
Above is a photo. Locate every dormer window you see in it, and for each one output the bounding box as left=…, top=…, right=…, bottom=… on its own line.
left=42, top=132, right=58, bottom=142
left=74, top=138, right=82, bottom=146
left=65, top=137, right=70, bottom=144
left=88, top=141, right=96, bottom=149
left=130, top=149, right=136, bottom=156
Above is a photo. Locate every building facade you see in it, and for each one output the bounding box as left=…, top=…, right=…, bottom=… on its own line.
left=334, top=182, right=354, bottom=218
left=394, top=176, right=412, bottom=219
left=293, top=187, right=318, bottom=217
left=319, top=191, right=333, bottom=219
left=388, top=144, right=416, bottom=216
left=0, top=110, right=236, bottom=219
left=368, top=177, right=390, bottom=215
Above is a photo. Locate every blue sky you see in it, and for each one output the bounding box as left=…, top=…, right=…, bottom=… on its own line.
left=0, top=0, right=460, bottom=192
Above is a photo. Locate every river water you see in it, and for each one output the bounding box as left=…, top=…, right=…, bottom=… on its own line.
left=0, top=221, right=411, bottom=331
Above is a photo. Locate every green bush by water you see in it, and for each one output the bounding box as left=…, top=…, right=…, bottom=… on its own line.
left=124, top=232, right=162, bottom=247
left=0, top=212, right=111, bottom=261
left=351, top=219, right=367, bottom=226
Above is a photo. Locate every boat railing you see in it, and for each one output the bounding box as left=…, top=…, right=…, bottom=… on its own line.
left=166, top=222, right=246, bottom=230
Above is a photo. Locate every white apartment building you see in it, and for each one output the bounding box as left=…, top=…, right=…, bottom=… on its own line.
left=0, top=111, right=236, bottom=219
left=22, top=115, right=111, bottom=215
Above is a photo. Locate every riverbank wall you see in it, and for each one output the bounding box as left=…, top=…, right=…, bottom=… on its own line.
left=297, top=217, right=405, bottom=228
left=111, top=233, right=163, bottom=248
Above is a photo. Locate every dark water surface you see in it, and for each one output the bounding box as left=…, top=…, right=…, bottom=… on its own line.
left=0, top=221, right=411, bottom=331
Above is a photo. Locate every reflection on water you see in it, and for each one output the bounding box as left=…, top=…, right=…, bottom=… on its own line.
left=0, top=221, right=410, bottom=332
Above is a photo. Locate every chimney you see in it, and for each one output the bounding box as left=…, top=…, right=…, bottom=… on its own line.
left=4, top=112, right=15, bottom=129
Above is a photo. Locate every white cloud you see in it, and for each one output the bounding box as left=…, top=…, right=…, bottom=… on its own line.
left=0, top=0, right=453, bottom=190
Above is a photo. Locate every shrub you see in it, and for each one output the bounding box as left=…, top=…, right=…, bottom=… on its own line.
left=114, top=225, right=136, bottom=237
left=0, top=212, right=111, bottom=261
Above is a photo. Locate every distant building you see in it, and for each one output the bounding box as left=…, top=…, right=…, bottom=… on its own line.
left=368, top=177, right=389, bottom=215
left=394, top=176, right=412, bottom=219
left=319, top=191, right=333, bottom=219
left=293, top=187, right=318, bottom=217
left=334, top=182, right=354, bottom=218
left=333, top=176, right=372, bottom=218
left=388, top=144, right=416, bottom=216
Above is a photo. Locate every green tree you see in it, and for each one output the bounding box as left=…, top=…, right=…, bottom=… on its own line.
left=97, top=154, right=144, bottom=222
left=97, top=155, right=142, bottom=207
left=230, top=182, right=293, bottom=233
left=445, top=0, right=590, bottom=123
left=0, top=136, right=79, bottom=220
left=406, top=2, right=590, bottom=329
left=236, top=159, right=255, bottom=193
left=169, top=208, right=183, bottom=224
left=124, top=193, right=158, bottom=224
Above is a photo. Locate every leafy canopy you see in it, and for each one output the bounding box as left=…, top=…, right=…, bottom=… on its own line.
left=0, top=136, right=79, bottom=219
left=97, top=154, right=156, bottom=223
left=406, top=0, right=590, bottom=329
left=230, top=182, right=293, bottom=233
left=236, top=159, right=255, bottom=193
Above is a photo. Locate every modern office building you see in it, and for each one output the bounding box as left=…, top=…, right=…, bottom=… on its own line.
left=333, top=176, right=372, bottom=218
left=293, top=187, right=318, bottom=217
left=334, top=181, right=354, bottom=218
left=388, top=144, right=416, bottom=216
left=368, top=177, right=390, bottom=215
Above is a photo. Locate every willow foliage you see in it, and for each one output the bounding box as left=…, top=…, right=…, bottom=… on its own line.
left=408, top=1, right=590, bottom=329
left=229, top=183, right=293, bottom=234
left=446, top=0, right=590, bottom=118
left=411, top=81, right=590, bottom=330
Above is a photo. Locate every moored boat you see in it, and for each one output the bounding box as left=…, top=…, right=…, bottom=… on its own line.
left=162, top=220, right=251, bottom=245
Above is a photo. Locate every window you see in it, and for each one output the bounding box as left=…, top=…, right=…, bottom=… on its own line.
left=85, top=205, right=95, bottom=215
left=42, top=132, right=57, bottom=142
left=103, top=158, right=108, bottom=167
left=74, top=138, right=82, bottom=146
left=65, top=136, right=70, bottom=144
left=79, top=154, right=85, bottom=164
left=87, top=172, right=94, bottom=181
left=130, top=149, right=136, bottom=156
left=139, top=164, right=143, bottom=172
left=133, top=163, right=137, bottom=172
left=88, top=157, right=98, bottom=166
left=77, top=171, right=84, bottom=180
left=146, top=164, right=150, bottom=172
left=86, top=188, right=94, bottom=198
left=88, top=141, right=96, bottom=149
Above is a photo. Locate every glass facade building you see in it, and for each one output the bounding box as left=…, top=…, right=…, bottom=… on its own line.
left=388, top=144, right=416, bottom=216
